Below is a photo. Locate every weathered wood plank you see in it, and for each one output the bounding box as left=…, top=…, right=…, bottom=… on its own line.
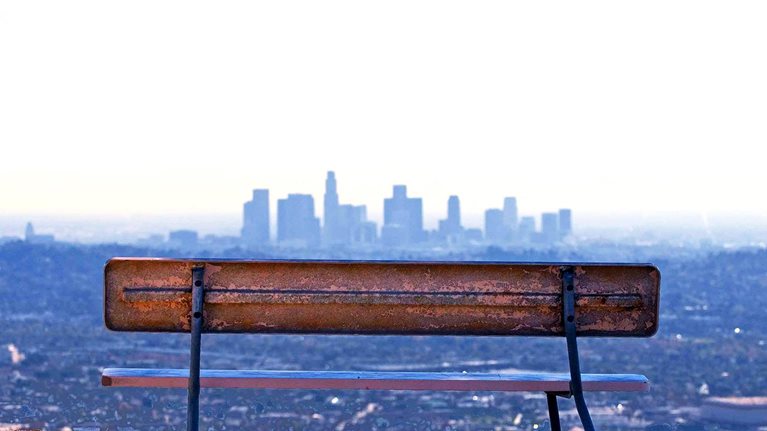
left=104, top=259, right=660, bottom=336
left=101, top=368, right=649, bottom=392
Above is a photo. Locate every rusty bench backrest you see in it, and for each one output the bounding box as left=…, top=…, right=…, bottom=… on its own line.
left=104, top=258, right=660, bottom=337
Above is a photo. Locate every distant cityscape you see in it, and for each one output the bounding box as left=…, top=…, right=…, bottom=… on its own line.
left=128, top=171, right=572, bottom=251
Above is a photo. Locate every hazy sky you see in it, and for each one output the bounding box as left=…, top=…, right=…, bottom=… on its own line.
left=2, top=1, right=766, bottom=230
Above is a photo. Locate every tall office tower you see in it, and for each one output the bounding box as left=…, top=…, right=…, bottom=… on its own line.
left=484, top=209, right=505, bottom=244
left=518, top=216, right=536, bottom=242
left=277, top=194, right=321, bottom=247
left=438, top=195, right=463, bottom=242
left=323, top=171, right=343, bottom=245
left=447, top=195, right=461, bottom=228
left=322, top=171, right=377, bottom=246
left=503, top=197, right=518, bottom=229
left=541, top=212, right=560, bottom=244
left=381, top=185, right=425, bottom=246
left=558, top=209, right=572, bottom=239
left=241, top=189, right=270, bottom=247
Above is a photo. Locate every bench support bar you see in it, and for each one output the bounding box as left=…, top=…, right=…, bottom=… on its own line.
left=561, top=267, right=596, bottom=431
left=546, top=392, right=562, bottom=431
left=188, top=267, right=204, bottom=431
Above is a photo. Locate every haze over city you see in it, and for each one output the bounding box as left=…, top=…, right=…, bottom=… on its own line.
left=3, top=170, right=766, bottom=247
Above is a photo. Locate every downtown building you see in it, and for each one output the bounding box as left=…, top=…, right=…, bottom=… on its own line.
left=277, top=194, right=321, bottom=248
left=241, top=189, right=270, bottom=248
left=322, top=171, right=377, bottom=247
left=484, top=196, right=518, bottom=244
left=437, top=195, right=463, bottom=244
left=381, top=185, right=425, bottom=247
left=483, top=196, right=573, bottom=245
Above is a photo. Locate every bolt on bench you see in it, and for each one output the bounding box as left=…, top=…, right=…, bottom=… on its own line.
left=102, top=258, right=660, bottom=431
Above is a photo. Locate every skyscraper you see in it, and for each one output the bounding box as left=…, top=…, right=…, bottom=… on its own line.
left=503, top=197, right=518, bottom=229
left=558, top=208, right=572, bottom=239
left=438, top=195, right=463, bottom=242
left=484, top=209, right=505, bottom=244
left=518, top=216, right=536, bottom=242
left=241, top=189, right=270, bottom=247
left=323, top=171, right=342, bottom=245
left=541, top=212, right=559, bottom=244
left=382, top=185, right=424, bottom=246
left=322, top=171, right=377, bottom=246
left=277, top=194, right=321, bottom=247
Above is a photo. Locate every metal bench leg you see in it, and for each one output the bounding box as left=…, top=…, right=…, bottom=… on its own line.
left=546, top=392, right=562, bottom=431
left=562, top=267, right=596, bottom=431
left=187, top=267, right=205, bottom=431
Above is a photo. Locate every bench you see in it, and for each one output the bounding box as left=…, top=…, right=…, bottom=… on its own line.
left=102, top=258, right=661, bottom=431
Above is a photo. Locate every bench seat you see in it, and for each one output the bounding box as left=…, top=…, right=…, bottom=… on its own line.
left=101, top=368, right=648, bottom=393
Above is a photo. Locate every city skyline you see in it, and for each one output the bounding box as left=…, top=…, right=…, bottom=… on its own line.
left=236, top=170, right=572, bottom=248
left=7, top=171, right=578, bottom=249
left=5, top=192, right=767, bottom=245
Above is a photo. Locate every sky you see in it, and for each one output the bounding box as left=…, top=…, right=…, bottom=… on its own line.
left=1, top=1, right=766, bottom=236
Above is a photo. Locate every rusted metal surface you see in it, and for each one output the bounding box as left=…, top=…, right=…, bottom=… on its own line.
left=104, top=259, right=660, bottom=336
